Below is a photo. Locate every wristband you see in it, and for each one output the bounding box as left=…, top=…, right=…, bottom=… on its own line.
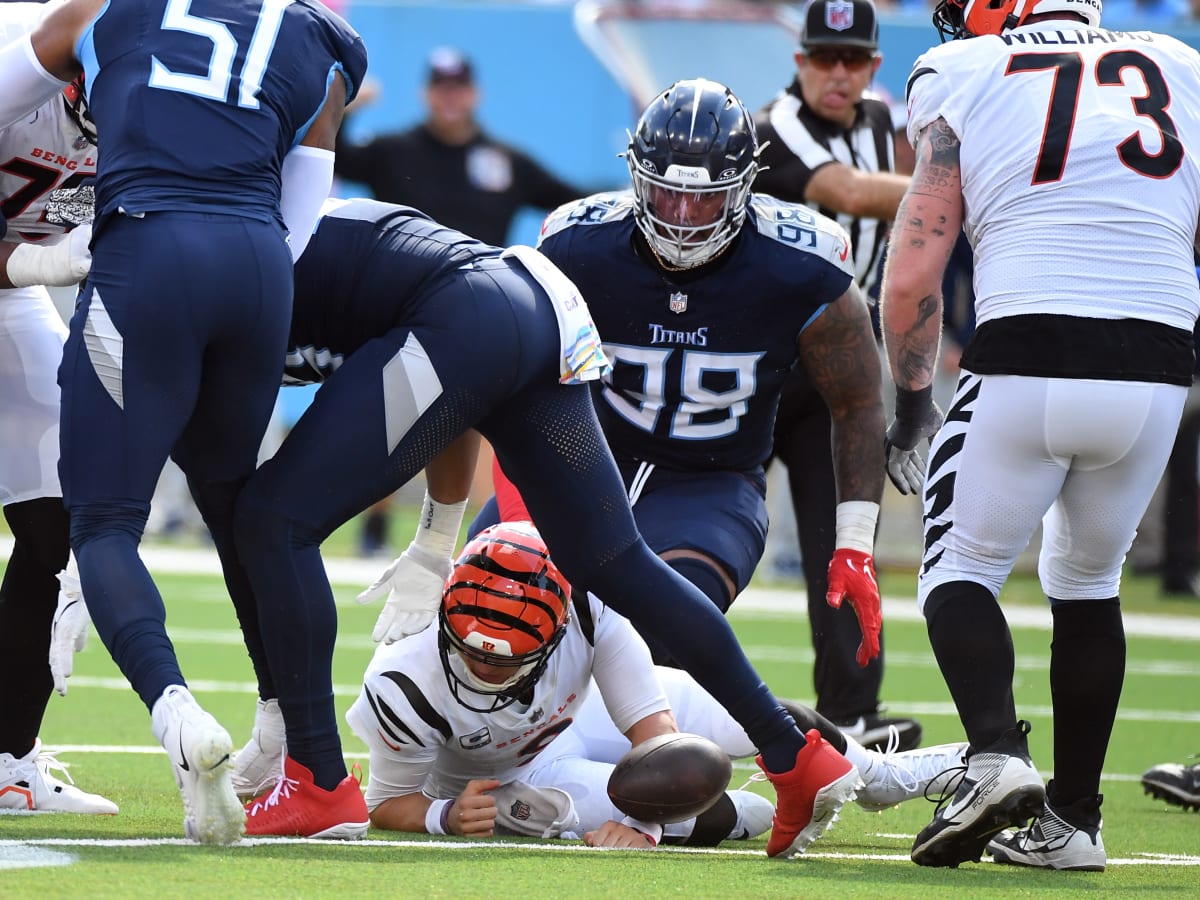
left=412, top=491, right=468, bottom=560
left=894, top=385, right=934, bottom=422
left=425, top=798, right=453, bottom=835
left=619, top=815, right=663, bottom=846
left=835, top=501, right=879, bottom=554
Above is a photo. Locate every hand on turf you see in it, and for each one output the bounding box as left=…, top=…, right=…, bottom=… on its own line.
left=585, top=820, right=659, bottom=849
left=885, top=399, right=944, bottom=496
left=451, top=779, right=501, bottom=836
left=355, top=542, right=450, bottom=643
left=826, top=548, right=882, bottom=668
left=50, top=563, right=91, bottom=697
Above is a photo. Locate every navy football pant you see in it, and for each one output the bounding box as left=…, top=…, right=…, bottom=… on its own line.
left=60, top=212, right=293, bottom=711
left=234, top=256, right=804, bottom=782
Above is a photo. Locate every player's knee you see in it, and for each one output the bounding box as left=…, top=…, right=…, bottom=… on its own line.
left=664, top=555, right=734, bottom=613
left=69, top=500, right=149, bottom=549
left=232, top=482, right=321, bottom=556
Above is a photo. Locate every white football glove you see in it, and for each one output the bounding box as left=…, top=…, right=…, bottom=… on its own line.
left=356, top=542, right=450, bottom=643
left=50, top=561, right=91, bottom=697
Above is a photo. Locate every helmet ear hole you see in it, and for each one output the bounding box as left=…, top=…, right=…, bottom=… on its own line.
left=438, top=522, right=572, bottom=713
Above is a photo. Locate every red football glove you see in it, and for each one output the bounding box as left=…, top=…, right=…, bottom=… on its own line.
left=826, top=548, right=882, bottom=668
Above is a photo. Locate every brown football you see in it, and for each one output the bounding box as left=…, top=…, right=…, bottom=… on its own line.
left=607, top=732, right=733, bottom=824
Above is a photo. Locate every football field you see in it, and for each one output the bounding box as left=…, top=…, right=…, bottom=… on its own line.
left=3, top=543, right=1198, bottom=898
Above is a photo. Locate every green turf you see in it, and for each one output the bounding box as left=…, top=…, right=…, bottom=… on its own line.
left=3, top=509, right=1199, bottom=896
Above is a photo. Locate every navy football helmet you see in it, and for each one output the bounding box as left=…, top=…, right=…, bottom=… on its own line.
left=626, top=78, right=760, bottom=269
left=438, top=522, right=571, bottom=713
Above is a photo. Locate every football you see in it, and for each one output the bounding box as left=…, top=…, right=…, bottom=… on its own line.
left=607, top=732, right=733, bottom=824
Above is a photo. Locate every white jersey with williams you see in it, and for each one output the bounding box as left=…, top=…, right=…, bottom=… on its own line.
left=346, top=591, right=668, bottom=811
left=907, top=21, right=1200, bottom=332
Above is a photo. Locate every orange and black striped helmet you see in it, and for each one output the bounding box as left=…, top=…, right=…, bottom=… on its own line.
left=438, top=521, right=572, bottom=712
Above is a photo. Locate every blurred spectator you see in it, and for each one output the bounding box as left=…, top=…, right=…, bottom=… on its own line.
left=334, top=46, right=588, bottom=246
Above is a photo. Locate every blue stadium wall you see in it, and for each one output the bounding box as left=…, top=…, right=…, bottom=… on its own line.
left=341, top=1, right=1200, bottom=247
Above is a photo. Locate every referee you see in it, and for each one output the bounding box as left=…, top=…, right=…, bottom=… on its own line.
left=753, top=0, right=918, bottom=752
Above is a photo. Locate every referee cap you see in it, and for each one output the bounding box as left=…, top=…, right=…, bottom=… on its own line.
left=800, top=0, right=880, bottom=50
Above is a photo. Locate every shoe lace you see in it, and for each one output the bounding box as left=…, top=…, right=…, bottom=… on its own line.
left=738, top=771, right=769, bottom=791
left=924, top=760, right=968, bottom=814
left=247, top=760, right=299, bottom=817
left=35, top=748, right=76, bottom=786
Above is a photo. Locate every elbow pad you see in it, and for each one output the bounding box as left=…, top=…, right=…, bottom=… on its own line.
left=280, top=146, right=334, bottom=262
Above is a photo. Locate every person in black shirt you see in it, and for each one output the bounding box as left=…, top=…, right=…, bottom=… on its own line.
left=753, top=0, right=919, bottom=753
left=334, top=46, right=587, bottom=247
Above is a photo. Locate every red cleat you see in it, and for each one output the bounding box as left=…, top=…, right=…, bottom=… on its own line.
left=244, top=756, right=369, bottom=839
left=757, top=729, right=860, bottom=859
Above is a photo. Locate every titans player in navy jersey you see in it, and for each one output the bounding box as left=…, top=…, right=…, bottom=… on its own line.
left=472, top=80, right=888, bottom=673
left=0, top=0, right=366, bottom=843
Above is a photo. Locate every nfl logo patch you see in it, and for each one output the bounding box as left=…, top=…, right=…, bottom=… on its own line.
left=669, top=291, right=688, bottom=314
left=826, top=0, right=854, bottom=31
left=509, top=800, right=532, bottom=821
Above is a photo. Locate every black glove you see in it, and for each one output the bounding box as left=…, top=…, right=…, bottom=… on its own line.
left=885, top=386, right=944, bottom=496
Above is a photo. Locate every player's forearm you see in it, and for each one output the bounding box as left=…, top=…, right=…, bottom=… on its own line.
left=368, top=793, right=435, bottom=833
left=623, top=710, right=679, bottom=748
left=831, top=403, right=886, bottom=504
left=424, top=430, right=481, bottom=504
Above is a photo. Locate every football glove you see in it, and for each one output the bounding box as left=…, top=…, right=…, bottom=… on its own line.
left=826, top=548, right=882, bottom=668
left=885, top=386, right=944, bottom=496
left=50, top=562, right=91, bottom=697
left=356, top=542, right=450, bottom=643
left=44, top=180, right=96, bottom=228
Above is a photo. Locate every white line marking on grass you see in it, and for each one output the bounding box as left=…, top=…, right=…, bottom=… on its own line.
left=0, top=846, right=76, bottom=869
left=33, top=745, right=1164, bottom=792
left=2, top=837, right=1197, bottom=866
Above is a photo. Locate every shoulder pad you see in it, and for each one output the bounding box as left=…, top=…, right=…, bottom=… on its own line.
left=538, top=191, right=634, bottom=246
left=748, top=195, right=854, bottom=277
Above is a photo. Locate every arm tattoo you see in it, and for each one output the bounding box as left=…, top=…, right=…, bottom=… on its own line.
left=883, top=117, right=963, bottom=390
left=801, top=293, right=886, bottom=501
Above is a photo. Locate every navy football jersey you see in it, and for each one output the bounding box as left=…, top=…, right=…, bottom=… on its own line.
left=285, top=198, right=497, bottom=384
left=79, top=0, right=367, bottom=220
left=538, top=191, right=854, bottom=472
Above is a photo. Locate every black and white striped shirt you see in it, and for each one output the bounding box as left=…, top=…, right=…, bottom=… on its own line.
left=754, top=79, right=896, bottom=293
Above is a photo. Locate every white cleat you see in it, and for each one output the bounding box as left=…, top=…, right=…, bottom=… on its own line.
left=0, top=739, right=118, bottom=814
left=151, top=685, right=244, bottom=844
left=727, top=789, right=775, bottom=840
left=855, top=738, right=970, bottom=812
left=231, top=698, right=286, bottom=801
